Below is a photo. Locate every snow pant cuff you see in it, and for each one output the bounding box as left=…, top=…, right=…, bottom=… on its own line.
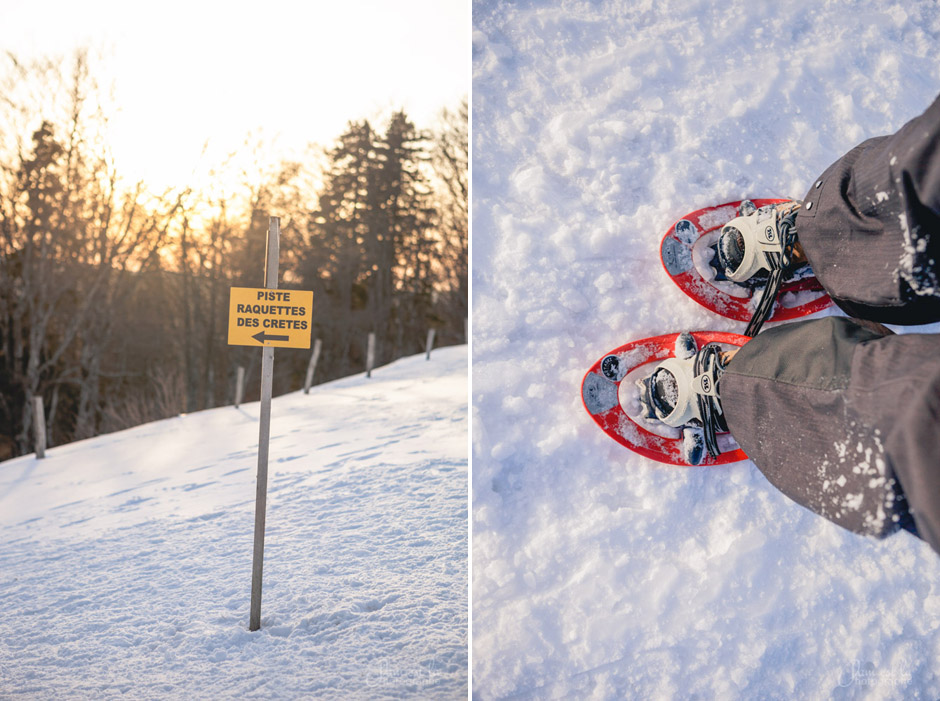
left=720, top=317, right=920, bottom=544
left=795, top=93, right=940, bottom=323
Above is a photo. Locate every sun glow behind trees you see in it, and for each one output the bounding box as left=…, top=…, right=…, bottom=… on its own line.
left=0, top=0, right=468, bottom=195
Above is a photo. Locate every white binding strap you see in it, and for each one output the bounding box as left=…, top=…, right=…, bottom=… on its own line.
left=721, top=206, right=785, bottom=282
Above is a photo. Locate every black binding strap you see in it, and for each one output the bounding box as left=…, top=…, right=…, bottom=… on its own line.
left=694, top=344, right=726, bottom=459
left=743, top=211, right=798, bottom=337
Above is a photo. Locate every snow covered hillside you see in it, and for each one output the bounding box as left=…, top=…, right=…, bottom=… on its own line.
left=0, top=346, right=468, bottom=699
left=472, top=1, right=940, bottom=698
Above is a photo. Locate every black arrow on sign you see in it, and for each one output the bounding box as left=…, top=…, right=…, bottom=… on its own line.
left=252, top=331, right=290, bottom=344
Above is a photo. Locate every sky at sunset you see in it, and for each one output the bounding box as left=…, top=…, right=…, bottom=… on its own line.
left=0, top=0, right=468, bottom=192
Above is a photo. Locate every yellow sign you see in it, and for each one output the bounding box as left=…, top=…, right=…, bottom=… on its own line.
left=228, top=287, right=314, bottom=348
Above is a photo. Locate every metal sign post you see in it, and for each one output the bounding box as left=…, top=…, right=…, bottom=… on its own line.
left=224, top=217, right=313, bottom=632
left=249, top=216, right=279, bottom=632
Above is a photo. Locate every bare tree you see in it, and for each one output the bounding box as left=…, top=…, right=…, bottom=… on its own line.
left=0, top=51, right=182, bottom=453
left=432, top=99, right=469, bottom=330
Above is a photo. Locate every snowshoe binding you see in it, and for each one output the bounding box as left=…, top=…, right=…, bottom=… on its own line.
left=636, top=332, right=730, bottom=465
left=712, top=200, right=803, bottom=336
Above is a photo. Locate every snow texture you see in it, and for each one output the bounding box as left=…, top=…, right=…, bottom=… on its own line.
left=0, top=347, right=468, bottom=699
left=473, top=1, right=940, bottom=698
left=899, top=213, right=940, bottom=298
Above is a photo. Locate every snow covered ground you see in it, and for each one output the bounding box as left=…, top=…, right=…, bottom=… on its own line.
left=472, top=1, right=940, bottom=699
left=0, top=346, right=468, bottom=699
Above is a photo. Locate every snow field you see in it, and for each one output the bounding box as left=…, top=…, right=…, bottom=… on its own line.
left=473, top=0, right=940, bottom=698
left=0, top=346, right=468, bottom=699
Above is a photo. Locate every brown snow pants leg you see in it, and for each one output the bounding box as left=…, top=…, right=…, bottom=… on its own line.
left=797, top=93, right=940, bottom=323
left=721, top=317, right=940, bottom=556
left=719, top=94, right=940, bottom=553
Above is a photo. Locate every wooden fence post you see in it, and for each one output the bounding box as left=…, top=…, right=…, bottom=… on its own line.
left=235, top=366, right=245, bottom=408
left=303, top=338, right=322, bottom=394
left=366, top=332, right=376, bottom=378
left=33, top=396, right=46, bottom=459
